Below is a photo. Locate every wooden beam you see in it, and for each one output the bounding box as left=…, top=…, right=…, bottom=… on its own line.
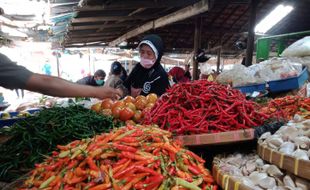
left=67, top=28, right=122, bottom=35
left=71, top=15, right=157, bottom=23
left=65, top=36, right=115, bottom=43
left=76, top=0, right=200, bottom=11
left=68, top=22, right=132, bottom=30
left=68, top=33, right=121, bottom=38
left=64, top=42, right=107, bottom=48
left=109, top=0, right=209, bottom=46
left=128, top=8, right=146, bottom=16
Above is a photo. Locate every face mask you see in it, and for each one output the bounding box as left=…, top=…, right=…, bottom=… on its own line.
left=95, top=79, right=104, bottom=86
left=140, top=57, right=155, bottom=69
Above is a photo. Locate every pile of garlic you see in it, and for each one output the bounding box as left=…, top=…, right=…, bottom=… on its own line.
left=214, top=153, right=309, bottom=190
left=259, top=117, right=310, bottom=160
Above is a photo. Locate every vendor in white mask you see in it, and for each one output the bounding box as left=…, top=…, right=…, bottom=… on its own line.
left=123, top=34, right=170, bottom=97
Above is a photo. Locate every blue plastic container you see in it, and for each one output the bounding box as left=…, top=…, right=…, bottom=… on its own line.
left=0, top=109, right=41, bottom=128
left=235, top=83, right=266, bottom=93
left=268, top=67, right=309, bottom=92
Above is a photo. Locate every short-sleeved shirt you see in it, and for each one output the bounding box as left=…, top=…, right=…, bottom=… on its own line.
left=0, top=53, right=33, bottom=89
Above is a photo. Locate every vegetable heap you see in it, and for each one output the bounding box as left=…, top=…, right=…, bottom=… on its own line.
left=0, top=105, right=116, bottom=182
left=20, top=125, right=216, bottom=190
left=144, top=80, right=268, bottom=135
left=260, top=96, right=310, bottom=120
left=91, top=94, right=157, bottom=124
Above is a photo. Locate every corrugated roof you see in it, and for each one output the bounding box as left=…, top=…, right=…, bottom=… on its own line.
left=49, top=0, right=310, bottom=54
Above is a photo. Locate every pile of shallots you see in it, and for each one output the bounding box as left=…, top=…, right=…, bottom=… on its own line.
left=259, top=116, right=310, bottom=160
left=214, top=153, right=309, bottom=190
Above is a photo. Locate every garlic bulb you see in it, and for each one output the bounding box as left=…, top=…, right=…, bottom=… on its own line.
left=272, top=187, right=287, bottom=190
left=266, top=165, right=283, bottom=177
left=292, top=149, right=309, bottom=160
left=267, top=137, right=283, bottom=149
left=293, top=136, right=310, bottom=150
left=262, top=164, right=271, bottom=172
left=260, top=132, right=271, bottom=140
left=255, top=158, right=264, bottom=168
left=279, top=141, right=295, bottom=155
left=258, top=176, right=276, bottom=189
left=283, top=175, right=296, bottom=188
left=249, top=172, right=268, bottom=185
left=241, top=177, right=256, bottom=189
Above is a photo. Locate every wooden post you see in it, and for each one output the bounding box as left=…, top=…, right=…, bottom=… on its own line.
left=245, top=0, right=258, bottom=66
left=217, top=48, right=221, bottom=73
left=193, top=18, right=201, bottom=80
left=56, top=53, right=60, bottom=77
left=129, top=60, right=133, bottom=73
left=88, top=48, right=92, bottom=74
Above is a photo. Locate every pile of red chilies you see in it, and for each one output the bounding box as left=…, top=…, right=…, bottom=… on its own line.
left=144, top=80, right=269, bottom=135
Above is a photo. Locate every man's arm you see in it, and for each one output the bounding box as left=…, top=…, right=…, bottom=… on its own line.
left=26, top=74, right=120, bottom=100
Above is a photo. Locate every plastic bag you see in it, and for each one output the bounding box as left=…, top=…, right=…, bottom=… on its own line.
left=282, top=36, right=310, bottom=57
left=253, top=58, right=302, bottom=82
left=216, top=65, right=262, bottom=87
left=200, top=62, right=213, bottom=75
left=287, top=56, right=310, bottom=73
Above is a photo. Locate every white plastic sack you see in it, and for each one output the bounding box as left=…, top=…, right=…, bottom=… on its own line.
left=200, top=62, right=213, bottom=75
left=216, top=64, right=262, bottom=87
left=253, top=58, right=302, bottom=82
left=287, top=56, right=310, bottom=73
left=282, top=36, right=310, bottom=57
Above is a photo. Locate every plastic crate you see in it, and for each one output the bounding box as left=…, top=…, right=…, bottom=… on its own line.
left=234, top=83, right=266, bottom=93
left=0, top=109, right=41, bottom=128
left=268, top=67, right=309, bottom=92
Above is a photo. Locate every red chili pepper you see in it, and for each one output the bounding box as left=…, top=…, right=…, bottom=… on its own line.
left=114, top=165, right=136, bottom=179
left=143, top=80, right=265, bottom=134
left=118, top=137, right=139, bottom=143
left=113, top=158, right=128, bottom=166
left=67, top=160, right=78, bottom=169
left=135, top=166, right=159, bottom=176
left=186, top=151, right=205, bottom=163
left=168, top=167, right=175, bottom=175
left=121, top=151, right=148, bottom=161
left=188, top=165, right=201, bottom=175
left=86, top=157, right=99, bottom=171
left=113, top=143, right=137, bottom=152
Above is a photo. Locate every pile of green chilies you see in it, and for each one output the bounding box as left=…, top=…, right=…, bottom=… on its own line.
left=0, top=105, right=116, bottom=182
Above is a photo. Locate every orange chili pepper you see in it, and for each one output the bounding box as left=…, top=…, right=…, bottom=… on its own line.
left=88, top=183, right=111, bottom=190
left=86, top=157, right=99, bottom=171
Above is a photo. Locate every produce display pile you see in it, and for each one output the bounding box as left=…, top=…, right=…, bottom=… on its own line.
left=259, top=117, right=310, bottom=160
left=20, top=125, right=217, bottom=190
left=260, top=96, right=310, bottom=120
left=214, top=153, right=309, bottom=190
left=0, top=110, right=35, bottom=119
left=91, top=94, right=157, bottom=124
left=0, top=105, right=116, bottom=182
left=144, top=80, right=268, bottom=135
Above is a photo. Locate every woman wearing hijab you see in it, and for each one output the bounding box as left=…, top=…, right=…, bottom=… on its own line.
left=168, top=66, right=190, bottom=84
left=123, top=34, right=170, bottom=97
left=105, top=61, right=128, bottom=94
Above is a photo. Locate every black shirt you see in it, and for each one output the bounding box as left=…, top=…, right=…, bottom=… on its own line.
left=124, top=63, right=170, bottom=96
left=76, top=76, right=103, bottom=87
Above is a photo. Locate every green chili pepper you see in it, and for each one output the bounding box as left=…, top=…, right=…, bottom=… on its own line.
left=175, top=177, right=201, bottom=190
